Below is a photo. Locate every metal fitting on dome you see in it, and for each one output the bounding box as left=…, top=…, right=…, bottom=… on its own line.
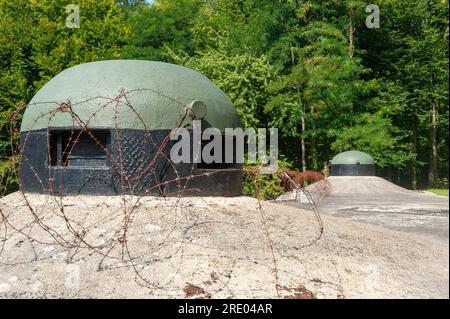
left=186, top=100, right=207, bottom=120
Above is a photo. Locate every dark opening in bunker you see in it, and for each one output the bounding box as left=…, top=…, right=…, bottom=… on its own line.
left=49, top=130, right=110, bottom=167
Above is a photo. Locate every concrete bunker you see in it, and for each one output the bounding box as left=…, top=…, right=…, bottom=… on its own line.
left=19, top=60, right=243, bottom=196
left=330, top=150, right=376, bottom=176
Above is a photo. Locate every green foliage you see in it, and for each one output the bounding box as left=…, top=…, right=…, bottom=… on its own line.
left=0, top=0, right=128, bottom=195
left=169, top=47, right=276, bottom=128
left=329, top=113, right=413, bottom=168
left=242, top=159, right=292, bottom=200
left=0, top=0, right=448, bottom=195
left=359, top=0, right=449, bottom=185
left=0, top=155, right=18, bottom=195
left=243, top=172, right=283, bottom=200
left=426, top=189, right=449, bottom=197
left=265, top=21, right=372, bottom=170
left=30, top=0, right=128, bottom=88
left=118, top=0, right=202, bottom=60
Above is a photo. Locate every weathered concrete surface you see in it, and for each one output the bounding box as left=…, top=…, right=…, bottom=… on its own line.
left=280, top=176, right=449, bottom=242
left=0, top=192, right=448, bottom=299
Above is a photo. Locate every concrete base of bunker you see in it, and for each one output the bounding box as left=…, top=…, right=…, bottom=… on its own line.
left=19, top=128, right=243, bottom=197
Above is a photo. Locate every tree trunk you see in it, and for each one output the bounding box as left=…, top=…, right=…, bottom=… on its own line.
left=301, top=114, right=306, bottom=172
left=310, top=104, right=317, bottom=170
left=428, top=102, right=438, bottom=187
left=311, top=133, right=317, bottom=170
left=348, top=7, right=354, bottom=59
left=411, top=128, right=418, bottom=190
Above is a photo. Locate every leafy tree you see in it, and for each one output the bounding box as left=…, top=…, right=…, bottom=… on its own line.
left=0, top=0, right=128, bottom=192
left=119, top=0, right=202, bottom=60
left=168, top=45, right=275, bottom=128
left=30, top=0, right=128, bottom=88
left=0, top=0, right=448, bottom=194
left=330, top=113, right=413, bottom=168
left=265, top=22, right=370, bottom=171
left=360, top=0, right=449, bottom=187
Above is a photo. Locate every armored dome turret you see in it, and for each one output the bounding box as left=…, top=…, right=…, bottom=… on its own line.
left=331, top=150, right=376, bottom=176
left=19, top=60, right=242, bottom=196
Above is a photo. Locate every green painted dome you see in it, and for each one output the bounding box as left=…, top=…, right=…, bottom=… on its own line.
left=21, top=60, right=241, bottom=132
left=331, top=151, right=375, bottom=165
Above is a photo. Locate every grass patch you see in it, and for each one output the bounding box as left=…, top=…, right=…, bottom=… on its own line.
left=426, top=189, right=449, bottom=196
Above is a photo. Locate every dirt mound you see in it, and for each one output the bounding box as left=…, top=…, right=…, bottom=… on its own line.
left=277, top=175, right=449, bottom=243
left=324, top=176, right=413, bottom=195
left=277, top=176, right=415, bottom=202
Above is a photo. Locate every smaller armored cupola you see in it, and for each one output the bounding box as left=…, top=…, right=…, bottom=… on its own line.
left=330, top=150, right=376, bottom=176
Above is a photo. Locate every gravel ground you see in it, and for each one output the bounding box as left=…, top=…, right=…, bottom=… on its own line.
left=0, top=191, right=448, bottom=299
left=279, top=176, right=449, bottom=242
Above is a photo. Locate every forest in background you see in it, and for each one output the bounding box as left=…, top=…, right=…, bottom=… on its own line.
left=0, top=0, right=448, bottom=195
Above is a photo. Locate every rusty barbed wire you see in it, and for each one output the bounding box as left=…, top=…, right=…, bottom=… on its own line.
left=0, top=90, right=345, bottom=298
